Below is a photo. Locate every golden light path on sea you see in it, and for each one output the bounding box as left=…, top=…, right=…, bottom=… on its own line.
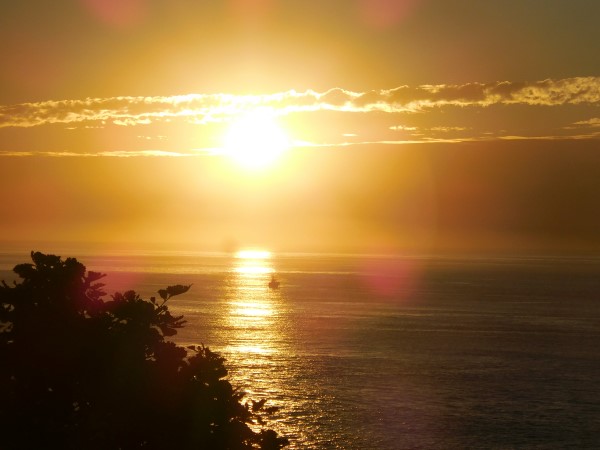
left=227, top=250, right=278, bottom=356
left=223, top=250, right=296, bottom=440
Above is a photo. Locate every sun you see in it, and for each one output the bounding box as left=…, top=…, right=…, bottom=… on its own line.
left=222, top=109, right=291, bottom=169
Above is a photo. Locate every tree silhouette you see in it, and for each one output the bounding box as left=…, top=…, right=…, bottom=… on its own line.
left=0, top=251, right=288, bottom=449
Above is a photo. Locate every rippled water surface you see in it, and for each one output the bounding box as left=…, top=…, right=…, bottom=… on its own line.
left=2, top=252, right=600, bottom=448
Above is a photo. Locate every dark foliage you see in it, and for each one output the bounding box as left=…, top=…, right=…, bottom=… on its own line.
left=0, top=252, right=288, bottom=450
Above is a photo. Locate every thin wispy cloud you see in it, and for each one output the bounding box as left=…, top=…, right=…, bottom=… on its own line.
left=1, top=77, right=598, bottom=129
left=0, top=149, right=212, bottom=158
left=564, top=117, right=600, bottom=129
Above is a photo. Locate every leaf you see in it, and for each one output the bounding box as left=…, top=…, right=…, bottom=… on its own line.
left=165, top=284, right=192, bottom=299
left=13, top=263, right=34, bottom=279
left=159, top=325, right=178, bottom=337
left=87, top=271, right=106, bottom=283
left=157, top=284, right=192, bottom=301
left=252, top=399, right=266, bottom=411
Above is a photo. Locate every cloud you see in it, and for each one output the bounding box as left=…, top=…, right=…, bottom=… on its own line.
left=0, top=149, right=205, bottom=158
left=1, top=77, right=598, bottom=129
left=565, top=117, right=600, bottom=129
left=97, top=150, right=194, bottom=157
left=390, top=125, right=418, bottom=131
left=114, top=118, right=152, bottom=126
left=497, top=132, right=600, bottom=141
left=430, top=126, right=469, bottom=132
left=0, top=151, right=35, bottom=157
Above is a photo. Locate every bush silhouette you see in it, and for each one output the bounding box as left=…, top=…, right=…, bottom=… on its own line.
left=0, top=251, right=289, bottom=449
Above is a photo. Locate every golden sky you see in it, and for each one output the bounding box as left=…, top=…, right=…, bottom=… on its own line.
left=1, top=1, right=599, bottom=254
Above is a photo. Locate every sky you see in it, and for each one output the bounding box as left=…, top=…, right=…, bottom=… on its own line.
left=1, top=0, right=599, bottom=255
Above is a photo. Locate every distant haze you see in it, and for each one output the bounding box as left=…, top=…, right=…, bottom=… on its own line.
left=2, top=139, right=598, bottom=256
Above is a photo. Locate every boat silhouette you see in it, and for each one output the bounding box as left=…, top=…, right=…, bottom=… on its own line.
left=268, top=275, right=280, bottom=289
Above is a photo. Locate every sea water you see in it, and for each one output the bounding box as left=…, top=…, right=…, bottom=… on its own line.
left=1, top=252, right=599, bottom=449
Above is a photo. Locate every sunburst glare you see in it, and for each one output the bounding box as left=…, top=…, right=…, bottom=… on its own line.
left=235, top=249, right=272, bottom=259
left=222, top=109, right=291, bottom=170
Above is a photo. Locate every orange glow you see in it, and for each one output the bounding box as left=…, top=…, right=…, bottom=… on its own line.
left=2, top=4, right=598, bottom=256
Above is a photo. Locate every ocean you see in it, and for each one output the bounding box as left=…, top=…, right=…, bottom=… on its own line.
left=1, top=252, right=599, bottom=449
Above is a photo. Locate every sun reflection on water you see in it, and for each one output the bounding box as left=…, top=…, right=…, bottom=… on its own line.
left=234, top=249, right=275, bottom=277
left=234, top=265, right=274, bottom=275
left=232, top=301, right=273, bottom=318
left=235, top=249, right=272, bottom=260
left=226, top=250, right=282, bottom=356
left=222, top=250, right=297, bottom=440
